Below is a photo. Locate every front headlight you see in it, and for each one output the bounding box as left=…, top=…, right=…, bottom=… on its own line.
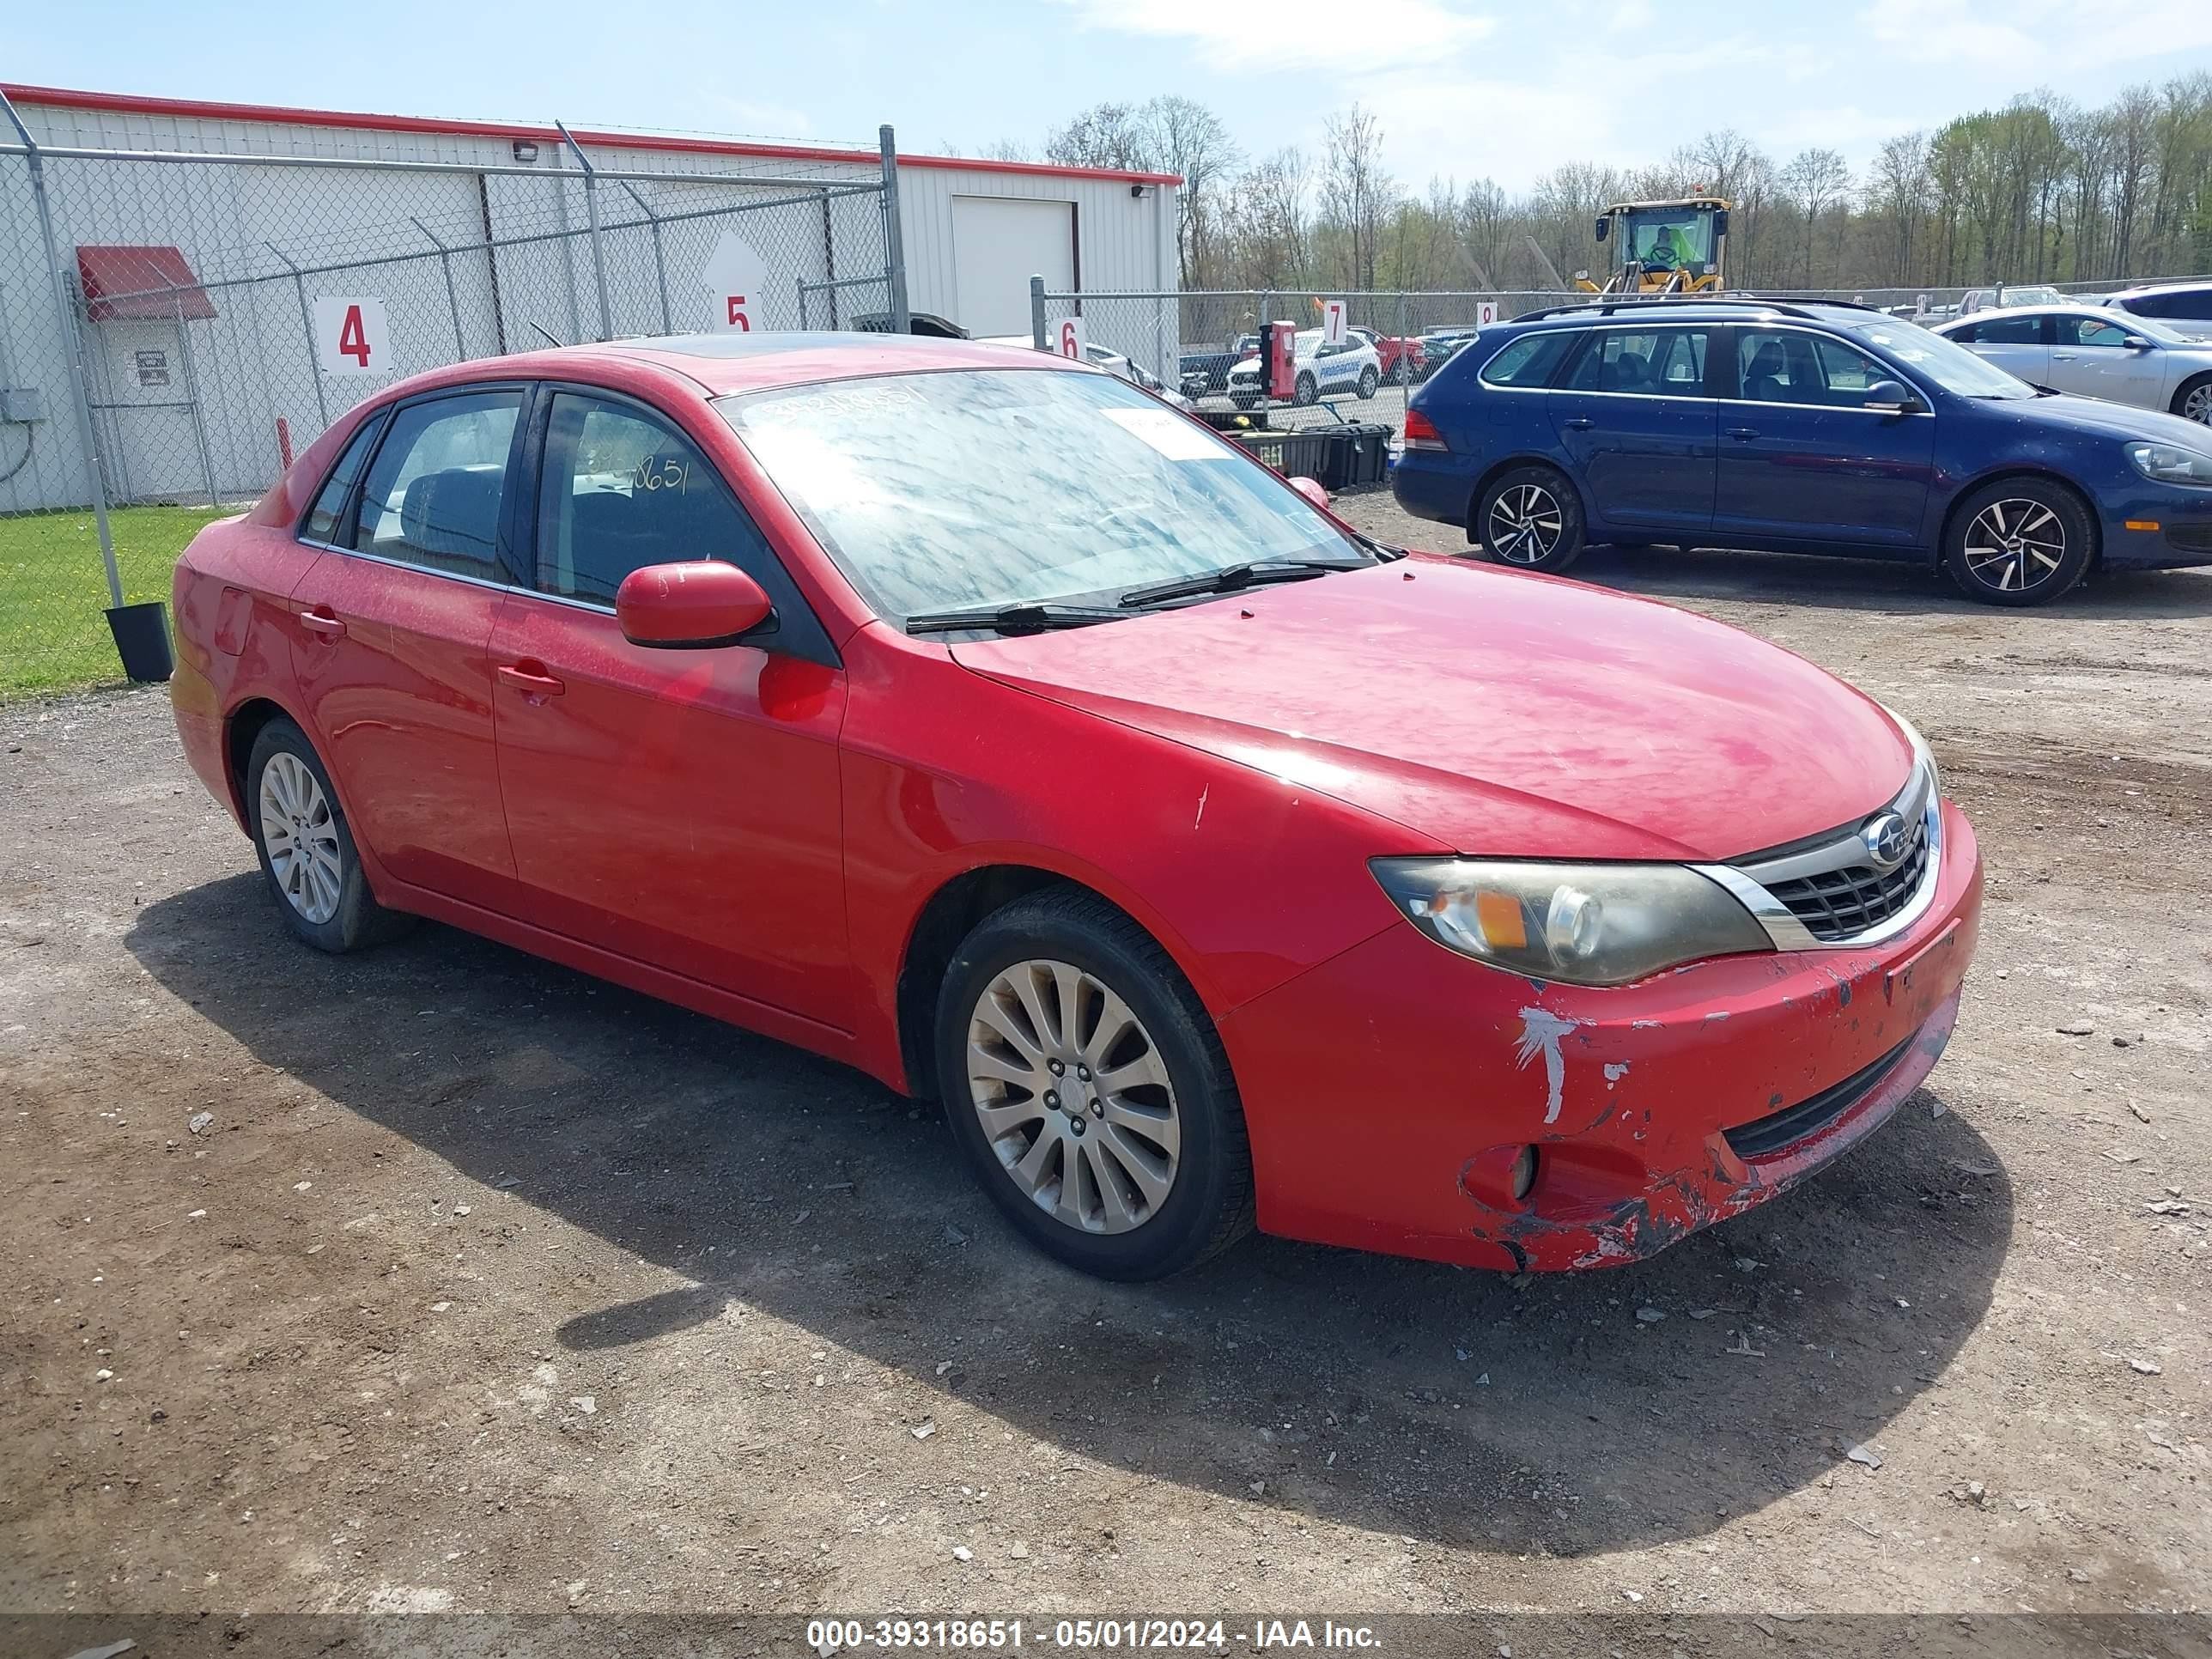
left=2125, top=441, right=2212, bottom=487
left=1369, top=859, right=1772, bottom=987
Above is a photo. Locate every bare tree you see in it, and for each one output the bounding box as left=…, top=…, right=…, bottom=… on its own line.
left=1044, top=103, right=1158, bottom=173
left=1145, top=96, right=1243, bottom=289
left=1781, top=148, right=1852, bottom=284
left=1322, top=105, right=1392, bottom=290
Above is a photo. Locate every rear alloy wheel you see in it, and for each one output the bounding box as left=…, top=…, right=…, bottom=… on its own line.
left=1943, top=479, right=2093, bottom=606
left=1292, top=372, right=1318, bottom=407
left=2175, top=374, right=2212, bottom=425
left=936, top=889, right=1253, bottom=1279
left=245, top=719, right=413, bottom=952
left=1358, top=366, right=1379, bottom=400
left=1475, top=465, right=1586, bottom=574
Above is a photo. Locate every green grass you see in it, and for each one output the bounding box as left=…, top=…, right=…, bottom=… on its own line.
left=0, top=505, right=234, bottom=701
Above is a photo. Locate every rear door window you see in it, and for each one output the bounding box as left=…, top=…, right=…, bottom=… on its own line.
left=351, top=391, right=523, bottom=580
left=1562, top=328, right=1711, bottom=395
left=1963, top=313, right=2045, bottom=345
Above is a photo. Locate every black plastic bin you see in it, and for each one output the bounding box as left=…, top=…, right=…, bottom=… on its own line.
left=1337, top=423, right=1394, bottom=487
left=1231, top=427, right=1337, bottom=483
left=105, top=600, right=173, bottom=684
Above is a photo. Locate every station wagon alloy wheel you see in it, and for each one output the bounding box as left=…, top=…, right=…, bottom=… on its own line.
left=1961, top=498, right=2066, bottom=594
left=1487, top=482, right=1565, bottom=565
left=965, top=958, right=1182, bottom=1235
left=258, top=751, right=343, bottom=924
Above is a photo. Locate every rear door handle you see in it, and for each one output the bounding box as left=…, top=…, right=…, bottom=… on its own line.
left=497, top=662, right=566, bottom=697
left=1561, top=416, right=1594, bottom=430
left=1725, top=426, right=1759, bottom=441
left=298, top=606, right=345, bottom=639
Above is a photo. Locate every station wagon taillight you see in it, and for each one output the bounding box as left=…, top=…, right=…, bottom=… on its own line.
left=1402, top=410, right=1449, bottom=453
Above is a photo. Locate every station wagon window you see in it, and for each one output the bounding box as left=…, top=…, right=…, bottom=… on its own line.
left=1736, top=330, right=1893, bottom=409
left=534, top=392, right=775, bottom=606
left=1477, top=331, right=1574, bottom=388
left=350, top=392, right=521, bottom=580
left=1561, top=328, right=1710, bottom=396
left=301, top=413, right=385, bottom=544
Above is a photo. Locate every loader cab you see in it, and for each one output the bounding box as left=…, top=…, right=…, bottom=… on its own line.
left=1585, top=197, right=1730, bottom=295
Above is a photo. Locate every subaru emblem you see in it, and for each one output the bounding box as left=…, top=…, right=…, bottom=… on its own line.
left=1860, top=811, right=1910, bottom=871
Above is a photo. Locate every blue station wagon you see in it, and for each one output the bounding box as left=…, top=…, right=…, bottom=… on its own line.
left=1392, top=299, right=2212, bottom=605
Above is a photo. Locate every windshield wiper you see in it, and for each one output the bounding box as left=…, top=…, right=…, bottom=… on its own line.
left=1117, top=557, right=1370, bottom=609
left=904, top=601, right=1127, bottom=636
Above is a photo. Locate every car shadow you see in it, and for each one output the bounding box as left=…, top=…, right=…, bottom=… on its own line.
left=128, top=876, right=2014, bottom=1557
left=1571, top=543, right=2212, bottom=619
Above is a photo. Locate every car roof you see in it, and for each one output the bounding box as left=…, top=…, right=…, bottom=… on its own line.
left=2107, top=279, right=2212, bottom=300
left=1504, top=299, right=1884, bottom=331
left=1934, top=301, right=2125, bottom=325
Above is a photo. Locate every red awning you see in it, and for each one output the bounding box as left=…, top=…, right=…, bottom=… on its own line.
left=77, top=245, right=216, bottom=322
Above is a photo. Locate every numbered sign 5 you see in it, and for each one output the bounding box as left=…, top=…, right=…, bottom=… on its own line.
left=1055, top=318, right=1085, bottom=360
left=703, top=230, right=771, bottom=334
left=313, top=297, right=391, bottom=377
left=1321, top=298, right=1348, bottom=347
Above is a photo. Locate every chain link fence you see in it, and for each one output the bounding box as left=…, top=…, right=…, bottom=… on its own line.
left=1032, top=278, right=2199, bottom=435
left=0, top=94, right=907, bottom=641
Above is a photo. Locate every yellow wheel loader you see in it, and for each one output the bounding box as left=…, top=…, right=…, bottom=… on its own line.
left=1575, top=197, right=1730, bottom=295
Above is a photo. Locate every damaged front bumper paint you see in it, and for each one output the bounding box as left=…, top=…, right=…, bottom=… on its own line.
left=1218, top=800, right=1983, bottom=1273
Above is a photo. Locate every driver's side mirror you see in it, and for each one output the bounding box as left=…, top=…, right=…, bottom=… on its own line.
left=1289, top=476, right=1332, bottom=511
left=1593, top=216, right=1609, bottom=243
left=1863, top=380, right=1924, bottom=416
left=617, top=561, right=774, bottom=649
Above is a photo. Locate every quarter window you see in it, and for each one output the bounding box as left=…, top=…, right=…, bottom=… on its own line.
left=301, top=414, right=384, bottom=544
left=1477, top=331, right=1574, bottom=388
left=1562, top=329, right=1710, bottom=395
left=535, top=392, right=771, bottom=605
left=350, top=391, right=522, bottom=580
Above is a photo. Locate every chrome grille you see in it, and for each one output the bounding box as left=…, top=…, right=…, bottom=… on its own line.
left=1764, top=814, right=1931, bottom=942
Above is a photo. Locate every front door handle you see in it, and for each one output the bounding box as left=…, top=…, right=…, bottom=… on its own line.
left=497, top=661, right=566, bottom=697
left=298, top=606, right=345, bottom=639
left=2052, top=351, right=2078, bottom=361
left=1725, top=426, right=1759, bottom=441
left=1560, top=416, right=1594, bottom=430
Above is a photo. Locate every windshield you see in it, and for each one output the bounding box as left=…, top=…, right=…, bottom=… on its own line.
left=1845, top=319, right=2037, bottom=399
left=1623, top=209, right=1713, bottom=269
left=720, top=368, right=1366, bottom=620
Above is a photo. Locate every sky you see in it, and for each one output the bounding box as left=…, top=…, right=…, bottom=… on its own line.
left=7, top=0, right=2212, bottom=193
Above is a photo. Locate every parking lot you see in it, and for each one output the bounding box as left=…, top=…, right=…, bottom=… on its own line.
left=3, top=520, right=2209, bottom=1633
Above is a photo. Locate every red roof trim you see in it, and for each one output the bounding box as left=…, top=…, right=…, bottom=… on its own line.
left=2, top=83, right=1184, bottom=186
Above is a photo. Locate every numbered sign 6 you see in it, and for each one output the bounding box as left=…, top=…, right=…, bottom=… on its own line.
left=1055, top=318, right=1085, bottom=360
left=313, top=297, right=391, bottom=377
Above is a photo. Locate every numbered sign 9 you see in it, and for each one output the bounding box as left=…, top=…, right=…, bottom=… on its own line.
left=1321, top=298, right=1348, bottom=347
left=313, top=297, right=392, bottom=376
left=1055, top=317, right=1085, bottom=360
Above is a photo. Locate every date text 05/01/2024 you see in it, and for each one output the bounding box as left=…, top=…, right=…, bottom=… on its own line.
left=803, top=1619, right=1383, bottom=1650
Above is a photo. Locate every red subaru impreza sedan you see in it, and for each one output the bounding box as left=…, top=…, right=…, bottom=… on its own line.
left=169, top=333, right=1981, bottom=1280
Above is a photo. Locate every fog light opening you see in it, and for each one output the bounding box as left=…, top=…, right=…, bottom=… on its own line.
left=1510, top=1144, right=1540, bottom=1202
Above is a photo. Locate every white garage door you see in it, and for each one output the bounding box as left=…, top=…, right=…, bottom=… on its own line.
left=951, top=196, right=1075, bottom=338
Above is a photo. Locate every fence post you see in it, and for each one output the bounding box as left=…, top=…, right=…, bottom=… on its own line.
left=557, top=121, right=614, bottom=342
left=265, top=243, right=330, bottom=432
left=878, top=125, right=910, bottom=335
left=618, top=182, right=672, bottom=335
left=2, top=89, right=121, bottom=606
left=1030, top=275, right=1048, bottom=352
left=411, top=216, right=469, bottom=359
left=171, top=286, right=219, bottom=507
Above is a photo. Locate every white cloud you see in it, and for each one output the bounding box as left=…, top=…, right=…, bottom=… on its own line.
left=1862, top=0, right=2212, bottom=67
left=1056, top=0, right=1494, bottom=74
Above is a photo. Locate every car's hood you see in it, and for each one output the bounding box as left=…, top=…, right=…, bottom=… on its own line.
left=949, top=556, right=1912, bottom=862
left=1993, top=389, right=2212, bottom=448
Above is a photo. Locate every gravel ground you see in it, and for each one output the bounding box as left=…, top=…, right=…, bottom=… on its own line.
left=3, top=511, right=2208, bottom=1636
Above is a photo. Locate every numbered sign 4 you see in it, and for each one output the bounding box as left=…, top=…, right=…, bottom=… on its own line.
left=313, top=297, right=392, bottom=377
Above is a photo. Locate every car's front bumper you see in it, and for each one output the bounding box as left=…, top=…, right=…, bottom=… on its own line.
left=1216, top=799, right=1983, bottom=1272
left=2098, top=483, right=2212, bottom=569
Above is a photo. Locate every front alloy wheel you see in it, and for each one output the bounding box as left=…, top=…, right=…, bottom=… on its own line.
left=1942, top=478, right=2093, bottom=605
left=966, top=959, right=1180, bottom=1235
left=2179, top=378, right=2212, bottom=425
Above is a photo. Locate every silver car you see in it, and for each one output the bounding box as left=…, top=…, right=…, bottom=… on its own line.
left=1930, top=304, right=2212, bottom=425
left=2101, top=281, right=2212, bottom=342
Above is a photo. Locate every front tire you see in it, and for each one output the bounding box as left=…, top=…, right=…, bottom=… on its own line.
left=245, top=719, right=411, bottom=952
left=934, top=889, right=1254, bottom=1280
left=1358, top=366, right=1379, bottom=400
left=1475, top=465, right=1586, bottom=573
left=1292, top=372, right=1317, bottom=408
left=1942, top=477, right=2093, bottom=606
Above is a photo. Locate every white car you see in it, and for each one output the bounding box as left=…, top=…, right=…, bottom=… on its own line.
left=1931, top=304, right=2212, bottom=425
left=1225, top=329, right=1383, bottom=409
left=1078, top=343, right=1197, bottom=412
left=2102, top=281, right=2212, bottom=343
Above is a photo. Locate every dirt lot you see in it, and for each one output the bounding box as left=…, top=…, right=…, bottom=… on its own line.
left=3, top=513, right=2209, bottom=1644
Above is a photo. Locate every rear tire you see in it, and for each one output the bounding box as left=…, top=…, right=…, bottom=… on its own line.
left=2173, top=374, right=2212, bottom=426
left=1474, top=465, right=1586, bottom=574
left=1358, top=366, right=1379, bottom=400
left=244, top=719, right=413, bottom=953
left=1942, top=477, right=2094, bottom=606
left=1292, top=373, right=1318, bottom=408
left=934, top=888, right=1254, bottom=1280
